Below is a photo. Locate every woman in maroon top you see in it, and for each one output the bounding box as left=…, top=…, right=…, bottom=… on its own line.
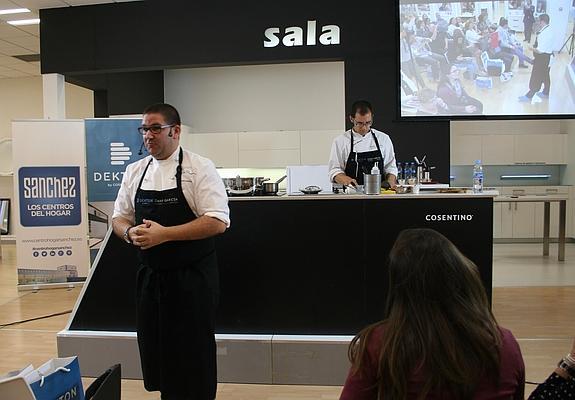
left=340, top=228, right=525, bottom=400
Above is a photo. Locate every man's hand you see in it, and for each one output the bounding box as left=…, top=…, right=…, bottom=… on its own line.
left=335, top=174, right=358, bottom=187
left=465, top=105, right=477, bottom=113
left=131, top=219, right=168, bottom=250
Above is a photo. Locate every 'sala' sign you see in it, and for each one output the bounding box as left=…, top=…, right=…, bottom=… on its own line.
left=264, top=20, right=340, bottom=48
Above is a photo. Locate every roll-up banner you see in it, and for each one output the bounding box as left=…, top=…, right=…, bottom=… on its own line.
left=12, top=120, right=90, bottom=287
left=84, top=119, right=145, bottom=259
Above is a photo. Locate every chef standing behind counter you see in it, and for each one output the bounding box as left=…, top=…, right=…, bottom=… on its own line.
left=328, top=100, right=398, bottom=189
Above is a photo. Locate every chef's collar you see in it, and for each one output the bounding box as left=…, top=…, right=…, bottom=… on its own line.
left=152, top=146, right=181, bottom=165
left=351, top=128, right=371, bottom=138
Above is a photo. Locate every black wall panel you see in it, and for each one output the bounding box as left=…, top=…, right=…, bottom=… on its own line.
left=40, top=0, right=450, bottom=181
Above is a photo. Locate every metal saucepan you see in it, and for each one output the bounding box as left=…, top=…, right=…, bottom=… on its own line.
left=262, top=175, right=287, bottom=195
left=223, top=175, right=268, bottom=195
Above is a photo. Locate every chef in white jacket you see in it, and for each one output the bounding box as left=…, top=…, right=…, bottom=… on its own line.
left=328, top=100, right=398, bottom=188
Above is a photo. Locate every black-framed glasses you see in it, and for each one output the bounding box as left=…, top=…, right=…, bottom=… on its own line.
left=137, top=124, right=174, bottom=135
left=352, top=120, right=373, bottom=127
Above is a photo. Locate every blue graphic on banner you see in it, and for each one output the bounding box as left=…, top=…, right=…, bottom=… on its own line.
left=85, top=119, right=146, bottom=202
left=19, top=166, right=82, bottom=227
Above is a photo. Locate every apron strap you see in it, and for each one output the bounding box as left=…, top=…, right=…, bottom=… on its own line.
left=137, top=157, right=153, bottom=191
left=371, top=130, right=384, bottom=163
left=175, top=147, right=184, bottom=189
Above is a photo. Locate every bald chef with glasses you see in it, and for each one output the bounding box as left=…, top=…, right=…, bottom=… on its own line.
left=328, top=100, right=398, bottom=189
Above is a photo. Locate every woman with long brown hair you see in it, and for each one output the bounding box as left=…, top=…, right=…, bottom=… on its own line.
left=340, top=228, right=524, bottom=400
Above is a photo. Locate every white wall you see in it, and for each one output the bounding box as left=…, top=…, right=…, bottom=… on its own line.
left=164, top=61, right=345, bottom=133
left=0, top=76, right=94, bottom=139
left=0, top=76, right=94, bottom=235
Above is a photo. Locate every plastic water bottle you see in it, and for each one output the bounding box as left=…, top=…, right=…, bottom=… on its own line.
left=397, top=162, right=403, bottom=180
left=473, top=160, right=483, bottom=193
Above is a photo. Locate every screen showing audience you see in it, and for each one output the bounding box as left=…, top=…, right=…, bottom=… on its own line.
left=399, top=0, right=575, bottom=117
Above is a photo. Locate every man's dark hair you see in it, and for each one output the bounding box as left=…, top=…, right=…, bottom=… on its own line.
left=350, top=100, right=374, bottom=116
left=143, top=103, right=181, bottom=125
left=499, top=17, right=508, bottom=26
left=539, top=13, right=550, bottom=24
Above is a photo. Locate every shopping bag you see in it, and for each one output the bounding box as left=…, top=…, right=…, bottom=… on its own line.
left=27, top=357, right=84, bottom=400
left=0, top=365, right=37, bottom=399
left=84, top=364, right=121, bottom=400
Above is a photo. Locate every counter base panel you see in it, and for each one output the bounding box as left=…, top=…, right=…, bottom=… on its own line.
left=57, top=331, right=349, bottom=385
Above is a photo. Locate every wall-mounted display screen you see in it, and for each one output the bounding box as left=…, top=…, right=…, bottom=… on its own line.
left=399, top=0, right=575, bottom=118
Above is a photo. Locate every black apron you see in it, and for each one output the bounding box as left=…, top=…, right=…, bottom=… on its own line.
left=134, top=148, right=218, bottom=399
left=344, top=130, right=385, bottom=185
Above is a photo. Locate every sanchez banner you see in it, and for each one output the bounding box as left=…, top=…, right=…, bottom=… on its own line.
left=12, top=120, right=90, bottom=287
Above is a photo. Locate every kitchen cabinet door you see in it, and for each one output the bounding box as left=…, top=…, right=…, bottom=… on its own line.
left=493, top=202, right=503, bottom=239
left=238, top=149, right=300, bottom=168
left=512, top=202, right=536, bottom=238
left=514, top=134, right=567, bottom=164
left=238, top=131, right=300, bottom=151
left=450, top=134, right=482, bottom=166
left=183, top=132, right=239, bottom=168
left=501, top=202, right=514, bottom=238
left=482, top=135, right=514, bottom=165
left=300, top=130, right=340, bottom=165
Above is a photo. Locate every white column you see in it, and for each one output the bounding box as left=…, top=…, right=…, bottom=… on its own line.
left=42, top=73, right=66, bottom=119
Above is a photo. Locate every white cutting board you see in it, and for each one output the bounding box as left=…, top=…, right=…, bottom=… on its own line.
left=286, top=165, right=332, bottom=195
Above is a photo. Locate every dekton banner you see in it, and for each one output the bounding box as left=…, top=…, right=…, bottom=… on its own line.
left=12, top=120, right=90, bottom=287
left=85, top=118, right=146, bottom=257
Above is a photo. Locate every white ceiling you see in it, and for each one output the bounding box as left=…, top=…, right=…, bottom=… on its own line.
left=0, top=0, right=141, bottom=79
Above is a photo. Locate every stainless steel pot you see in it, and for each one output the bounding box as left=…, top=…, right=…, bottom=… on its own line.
left=223, top=175, right=270, bottom=195
left=262, top=175, right=287, bottom=195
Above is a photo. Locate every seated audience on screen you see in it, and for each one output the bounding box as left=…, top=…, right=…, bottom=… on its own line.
left=498, top=18, right=532, bottom=68
left=339, top=228, right=525, bottom=400
left=437, top=65, right=483, bottom=114
left=488, top=25, right=514, bottom=74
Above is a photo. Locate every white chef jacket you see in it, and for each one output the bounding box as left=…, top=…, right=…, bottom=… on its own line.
left=113, top=146, right=230, bottom=227
left=328, top=128, right=399, bottom=182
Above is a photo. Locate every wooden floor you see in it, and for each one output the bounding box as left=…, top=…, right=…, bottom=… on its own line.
left=0, top=243, right=573, bottom=399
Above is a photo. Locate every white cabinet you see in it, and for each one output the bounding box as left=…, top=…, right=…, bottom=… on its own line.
left=181, top=129, right=341, bottom=168
left=496, top=201, right=536, bottom=239
left=512, top=202, right=537, bottom=238
left=182, top=132, right=239, bottom=168
left=300, top=130, right=340, bottom=165
left=482, top=135, right=514, bottom=165
left=494, top=186, right=570, bottom=239
left=451, top=135, right=481, bottom=165
left=514, top=134, right=567, bottom=164
left=493, top=202, right=503, bottom=238
left=451, top=133, right=567, bottom=165
left=238, top=131, right=300, bottom=168
left=238, top=131, right=300, bottom=151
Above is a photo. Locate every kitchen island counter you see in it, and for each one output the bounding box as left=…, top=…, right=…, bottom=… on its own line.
left=59, top=192, right=495, bottom=384
left=228, top=190, right=499, bottom=201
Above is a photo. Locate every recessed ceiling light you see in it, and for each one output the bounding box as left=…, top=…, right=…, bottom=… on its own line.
left=7, top=18, right=40, bottom=26
left=0, top=8, right=30, bottom=15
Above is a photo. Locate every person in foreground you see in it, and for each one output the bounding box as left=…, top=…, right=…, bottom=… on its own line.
left=340, top=228, right=525, bottom=400
left=528, top=337, right=575, bottom=399
left=112, top=103, right=229, bottom=400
